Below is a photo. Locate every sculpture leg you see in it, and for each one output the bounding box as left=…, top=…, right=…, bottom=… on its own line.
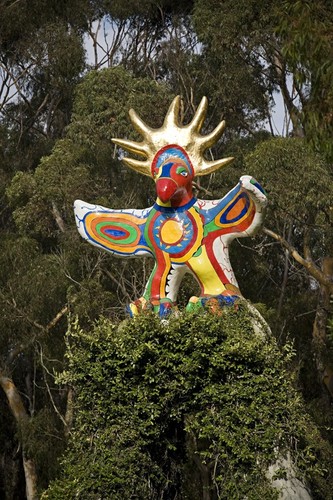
left=186, top=246, right=241, bottom=313
left=127, top=256, right=185, bottom=318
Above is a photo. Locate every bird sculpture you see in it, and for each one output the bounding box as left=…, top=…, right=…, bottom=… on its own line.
left=74, top=96, right=267, bottom=317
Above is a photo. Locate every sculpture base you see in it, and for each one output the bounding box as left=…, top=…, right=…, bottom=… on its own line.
left=127, top=292, right=241, bottom=318
left=186, top=293, right=240, bottom=314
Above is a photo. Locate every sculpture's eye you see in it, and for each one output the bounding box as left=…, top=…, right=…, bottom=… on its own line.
left=176, top=166, right=188, bottom=177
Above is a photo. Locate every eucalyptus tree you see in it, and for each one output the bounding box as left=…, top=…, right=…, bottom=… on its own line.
left=0, top=0, right=89, bottom=143
left=192, top=0, right=333, bottom=156
left=191, top=0, right=333, bottom=374
left=278, top=0, right=333, bottom=160
left=245, top=137, right=333, bottom=399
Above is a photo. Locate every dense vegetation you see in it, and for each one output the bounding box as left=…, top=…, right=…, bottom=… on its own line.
left=44, top=308, right=333, bottom=499
left=0, top=1, right=332, bottom=498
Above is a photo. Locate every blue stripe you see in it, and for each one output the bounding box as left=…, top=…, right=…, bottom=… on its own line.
left=154, top=197, right=197, bottom=212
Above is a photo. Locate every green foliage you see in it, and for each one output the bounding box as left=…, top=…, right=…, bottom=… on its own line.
left=45, top=307, right=333, bottom=499
left=0, top=1, right=86, bottom=144
left=246, top=137, right=333, bottom=256
left=100, top=0, right=193, bottom=20
left=69, top=66, right=173, bottom=148
left=0, top=235, right=69, bottom=351
left=6, top=139, right=90, bottom=239
left=278, top=0, right=333, bottom=160
left=20, top=408, right=66, bottom=489
left=7, top=67, right=173, bottom=242
left=246, top=137, right=332, bottom=217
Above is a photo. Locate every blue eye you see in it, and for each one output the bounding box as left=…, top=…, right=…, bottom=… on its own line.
left=181, top=171, right=188, bottom=177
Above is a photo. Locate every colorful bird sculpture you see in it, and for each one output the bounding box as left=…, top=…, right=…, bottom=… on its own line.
left=74, top=96, right=267, bottom=317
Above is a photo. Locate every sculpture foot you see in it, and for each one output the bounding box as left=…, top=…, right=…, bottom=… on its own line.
left=186, top=292, right=240, bottom=314
left=127, top=297, right=176, bottom=318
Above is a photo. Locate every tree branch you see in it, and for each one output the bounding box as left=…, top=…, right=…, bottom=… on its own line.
left=263, top=227, right=333, bottom=293
left=38, top=345, right=68, bottom=428
left=51, top=201, right=66, bottom=233
left=6, top=303, right=70, bottom=364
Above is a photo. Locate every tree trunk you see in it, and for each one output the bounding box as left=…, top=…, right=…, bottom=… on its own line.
left=312, top=257, right=333, bottom=397
left=64, top=387, right=74, bottom=438
left=277, top=223, right=293, bottom=318
left=22, top=455, right=38, bottom=500
left=0, top=374, right=39, bottom=500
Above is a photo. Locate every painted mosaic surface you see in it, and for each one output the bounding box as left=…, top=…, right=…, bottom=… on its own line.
left=74, top=97, right=267, bottom=316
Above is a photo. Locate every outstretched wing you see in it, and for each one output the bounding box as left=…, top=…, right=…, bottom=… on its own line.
left=199, top=175, right=267, bottom=238
left=74, top=200, right=153, bottom=257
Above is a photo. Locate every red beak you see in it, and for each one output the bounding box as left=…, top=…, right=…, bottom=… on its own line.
left=156, top=178, right=178, bottom=203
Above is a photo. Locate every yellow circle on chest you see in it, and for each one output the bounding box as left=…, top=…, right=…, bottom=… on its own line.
left=160, top=219, right=184, bottom=245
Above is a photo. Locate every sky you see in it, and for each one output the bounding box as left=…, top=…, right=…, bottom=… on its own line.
left=267, top=91, right=288, bottom=136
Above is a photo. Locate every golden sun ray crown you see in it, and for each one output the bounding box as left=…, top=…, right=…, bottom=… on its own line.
left=112, top=95, right=234, bottom=178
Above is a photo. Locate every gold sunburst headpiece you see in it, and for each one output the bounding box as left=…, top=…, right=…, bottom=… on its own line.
left=112, top=95, right=234, bottom=177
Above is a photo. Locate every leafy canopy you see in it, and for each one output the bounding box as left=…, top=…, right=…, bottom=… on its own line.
left=45, top=306, right=333, bottom=499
